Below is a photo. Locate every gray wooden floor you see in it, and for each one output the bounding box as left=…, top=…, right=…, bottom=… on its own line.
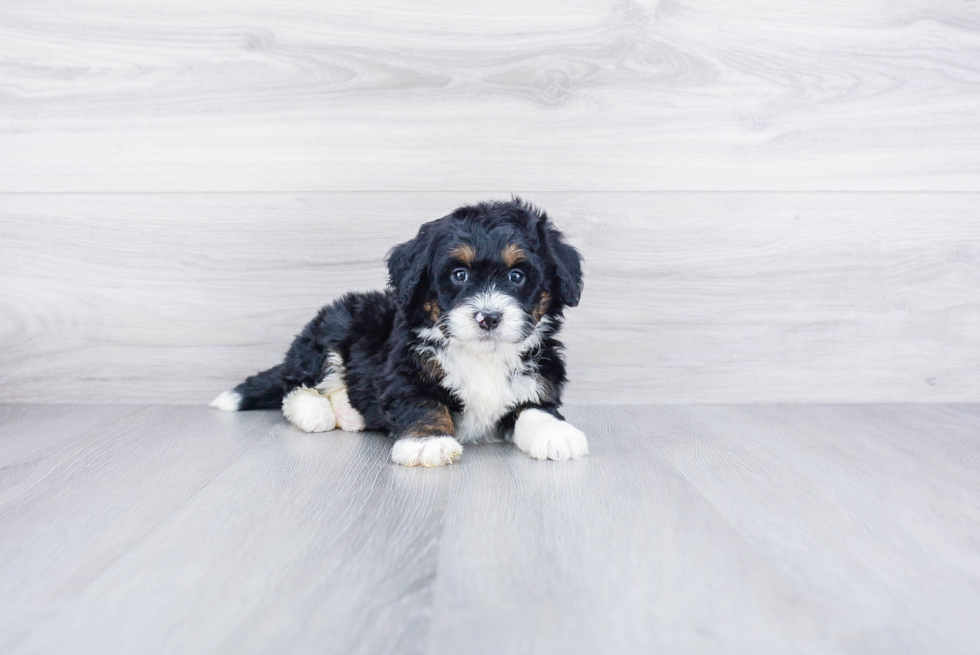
left=2, top=404, right=979, bottom=654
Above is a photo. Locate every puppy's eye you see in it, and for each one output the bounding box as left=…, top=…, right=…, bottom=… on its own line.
left=508, top=269, right=526, bottom=285
left=451, top=268, right=468, bottom=284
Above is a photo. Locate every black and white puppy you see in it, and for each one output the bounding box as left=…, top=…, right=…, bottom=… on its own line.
left=210, top=198, right=588, bottom=467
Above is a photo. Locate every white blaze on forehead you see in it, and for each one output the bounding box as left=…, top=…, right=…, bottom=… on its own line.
left=469, top=289, right=517, bottom=313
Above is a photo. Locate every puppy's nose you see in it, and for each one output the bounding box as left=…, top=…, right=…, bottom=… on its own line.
left=475, top=311, right=502, bottom=331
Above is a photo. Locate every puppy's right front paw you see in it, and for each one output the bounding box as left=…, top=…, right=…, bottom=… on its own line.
left=391, top=436, right=462, bottom=467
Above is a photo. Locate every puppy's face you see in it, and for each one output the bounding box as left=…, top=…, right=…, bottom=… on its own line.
left=429, top=234, right=545, bottom=346
left=387, top=200, right=583, bottom=348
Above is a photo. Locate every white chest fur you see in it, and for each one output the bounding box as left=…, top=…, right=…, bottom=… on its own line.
left=431, top=341, right=542, bottom=444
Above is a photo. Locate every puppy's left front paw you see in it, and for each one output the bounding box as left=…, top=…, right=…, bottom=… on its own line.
left=514, top=409, right=589, bottom=461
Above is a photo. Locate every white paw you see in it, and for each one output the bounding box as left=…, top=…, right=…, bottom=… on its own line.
left=282, top=387, right=336, bottom=433
left=391, top=436, right=462, bottom=467
left=513, top=409, right=589, bottom=461
left=209, top=390, right=241, bottom=412
left=329, top=389, right=366, bottom=432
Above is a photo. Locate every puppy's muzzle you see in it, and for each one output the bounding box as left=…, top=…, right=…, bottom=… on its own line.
left=475, top=311, right=502, bottom=331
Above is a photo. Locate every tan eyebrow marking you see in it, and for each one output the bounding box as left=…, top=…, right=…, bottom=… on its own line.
left=449, top=244, right=475, bottom=265
left=502, top=244, right=527, bottom=267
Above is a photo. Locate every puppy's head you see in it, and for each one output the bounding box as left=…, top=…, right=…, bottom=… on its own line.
left=386, top=198, right=583, bottom=347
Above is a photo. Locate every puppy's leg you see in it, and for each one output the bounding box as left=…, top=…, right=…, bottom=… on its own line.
left=282, top=387, right=336, bottom=433
left=328, top=389, right=366, bottom=432
left=513, top=407, right=589, bottom=461
left=390, top=404, right=461, bottom=467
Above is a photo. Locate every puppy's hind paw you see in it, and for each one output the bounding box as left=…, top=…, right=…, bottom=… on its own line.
left=329, top=389, right=366, bottom=432
left=514, top=409, right=589, bottom=461
left=391, top=436, right=462, bottom=467
left=282, top=387, right=336, bottom=433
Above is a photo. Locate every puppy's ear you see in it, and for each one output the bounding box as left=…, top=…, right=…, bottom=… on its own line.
left=540, top=221, right=584, bottom=308
left=386, top=225, right=435, bottom=305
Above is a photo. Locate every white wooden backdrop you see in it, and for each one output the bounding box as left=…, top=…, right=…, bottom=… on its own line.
left=1, top=0, right=979, bottom=404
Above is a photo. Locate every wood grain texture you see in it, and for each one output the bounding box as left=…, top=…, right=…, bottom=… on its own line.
left=1, top=192, right=978, bottom=404
left=0, top=405, right=446, bottom=654
left=2, top=1, right=980, bottom=192
left=2, top=403, right=980, bottom=654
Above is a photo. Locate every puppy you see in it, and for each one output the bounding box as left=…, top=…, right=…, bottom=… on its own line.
left=210, top=198, right=588, bottom=467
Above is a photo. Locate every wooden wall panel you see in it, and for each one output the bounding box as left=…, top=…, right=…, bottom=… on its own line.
left=1, top=192, right=977, bottom=404
left=2, top=1, right=979, bottom=192
left=2, top=1, right=978, bottom=403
